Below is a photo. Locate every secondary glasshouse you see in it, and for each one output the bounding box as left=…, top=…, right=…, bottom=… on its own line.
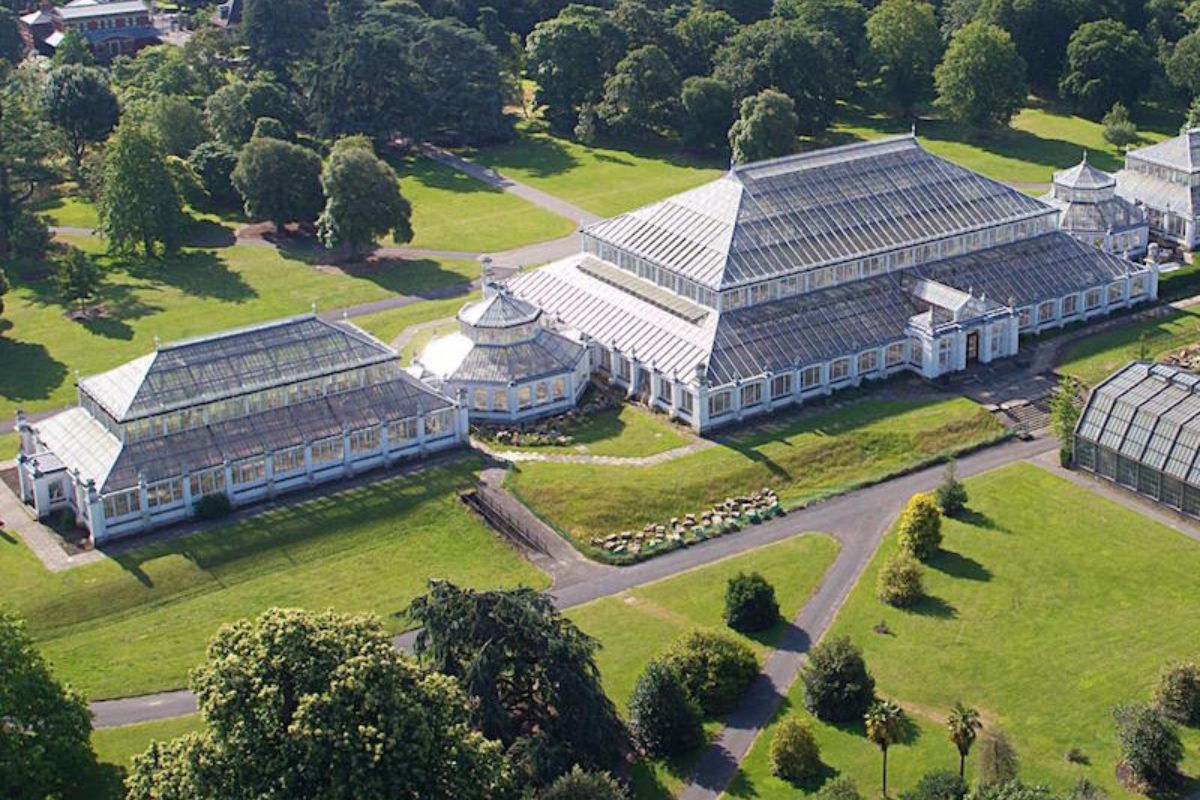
left=1115, top=128, right=1200, bottom=251
left=509, top=134, right=1159, bottom=432
left=14, top=315, right=467, bottom=543
left=1041, top=154, right=1148, bottom=257
left=1075, top=361, right=1200, bottom=518
left=411, top=284, right=590, bottom=423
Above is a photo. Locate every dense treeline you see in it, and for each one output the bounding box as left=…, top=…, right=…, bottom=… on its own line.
left=3, top=0, right=1200, bottom=321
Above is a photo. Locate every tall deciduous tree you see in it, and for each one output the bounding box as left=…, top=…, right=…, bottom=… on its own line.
left=974, top=0, right=1100, bottom=93
left=231, top=137, right=323, bottom=230
left=126, top=608, right=513, bottom=800
left=526, top=5, right=623, bottom=132
left=409, top=581, right=626, bottom=787
left=946, top=702, right=983, bottom=779
left=56, top=245, right=104, bottom=314
left=681, top=76, right=735, bottom=152
left=242, top=0, right=327, bottom=74
left=866, top=0, right=943, bottom=119
left=934, top=22, right=1026, bottom=130
left=672, top=6, right=738, bottom=79
left=99, top=123, right=183, bottom=256
left=318, top=137, right=413, bottom=254
left=0, top=64, right=54, bottom=258
left=0, top=7, right=21, bottom=65
left=43, top=65, right=120, bottom=170
left=148, top=94, right=208, bottom=157
left=702, top=0, right=772, bottom=24
left=774, top=0, right=869, bottom=73
left=0, top=610, right=98, bottom=800
left=729, top=89, right=799, bottom=164
left=713, top=20, right=847, bottom=135
left=1060, top=19, right=1153, bottom=120
left=204, top=75, right=298, bottom=145
left=865, top=699, right=906, bottom=797
left=51, top=28, right=94, bottom=66
left=1167, top=28, right=1200, bottom=96
left=599, top=45, right=681, bottom=136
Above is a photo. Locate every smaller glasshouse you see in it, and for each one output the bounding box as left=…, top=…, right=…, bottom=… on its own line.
left=15, top=315, right=467, bottom=543
left=1074, top=361, right=1200, bottom=518
left=412, top=284, right=590, bottom=423
left=1115, top=128, right=1200, bottom=250
left=1041, top=154, right=1148, bottom=257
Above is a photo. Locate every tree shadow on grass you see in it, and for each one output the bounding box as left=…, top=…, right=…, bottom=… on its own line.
left=929, top=549, right=992, bottom=582
left=387, top=151, right=508, bottom=197
left=0, top=332, right=68, bottom=405
left=179, top=218, right=237, bottom=248
left=908, top=593, right=958, bottom=619
left=122, top=250, right=255, bottom=303
left=474, top=131, right=582, bottom=178
left=955, top=508, right=1006, bottom=532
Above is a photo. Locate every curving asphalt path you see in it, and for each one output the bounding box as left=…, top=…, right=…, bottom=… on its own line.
left=89, top=434, right=1054, bottom=729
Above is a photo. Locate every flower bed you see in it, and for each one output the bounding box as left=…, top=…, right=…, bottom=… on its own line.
left=589, top=488, right=782, bottom=563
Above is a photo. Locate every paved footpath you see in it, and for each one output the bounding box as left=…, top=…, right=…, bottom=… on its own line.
left=89, top=435, right=1053, bottom=729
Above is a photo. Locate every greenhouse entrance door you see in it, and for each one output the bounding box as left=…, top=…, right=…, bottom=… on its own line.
left=966, top=331, right=979, bottom=365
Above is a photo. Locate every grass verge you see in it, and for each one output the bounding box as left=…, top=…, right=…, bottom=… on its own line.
left=2, top=458, right=548, bottom=699
left=508, top=395, right=1006, bottom=557
left=730, top=463, right=1200, bottom=798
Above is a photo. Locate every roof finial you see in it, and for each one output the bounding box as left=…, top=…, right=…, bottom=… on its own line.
left=311, top=301, right=317, bottom=315
left=1082, top=149, right=1088, bottom=164
left=911, top=119, right=917, bottom=138
left=153, top=334, right=160, bottom=349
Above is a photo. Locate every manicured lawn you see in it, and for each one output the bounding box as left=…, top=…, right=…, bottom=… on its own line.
left=1, top=460, right=548, bottom=699
left=508, top=395, right=1005, bottom=550
left=353, top=293, right=478, bottom=348
left=0, top=235, right=476, bottom=419
left=828, top=101, right=1173, bottom=186
left=469, top=126, right=723, bottom=217
left=499, top=404, right=692, bottom=459
left=0, top=432, right=16, bottom=460
left=92, top=714, right=202, bottom=770
left=731, top=463, right=1200, bottom=798
left=565, top=534, right=840, bottom=800
left=389, top=154, right=575, bottom=252
left=1057, top=306, right=1200, bottom=387
left=33, top=193, right=101, bottom=229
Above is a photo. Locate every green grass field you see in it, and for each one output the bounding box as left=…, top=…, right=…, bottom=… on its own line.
left=827, top=101, right=1174, bottom=186
left=32, top=193, right=101, bottom=229
left=352, top=293, right=478, bottom=347
left=566, top=534, right=840, bottom=800
left=92, top=714, right=202, bottom=771
left=731, top=463, right=1200, bottom=799
left=2, top=460, right=548, bottom=699
left=1057, top=307, right=1200, bottom=387
left=508, top=396, right=1005, bottom=550
left=390, top=154, right=575, bottom=252
left=496, top=404, right=692, bottom=459
left=469, top=126, right=723, bottom=217
left=0, top=235, right=479, bottom=420
left=0, top=432, right=16, bottom=460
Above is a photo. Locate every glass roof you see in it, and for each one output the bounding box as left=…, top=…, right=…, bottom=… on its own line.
left=1077, top=362, right=1200, bottom=487
left=81, top=316, right=395, bottom=421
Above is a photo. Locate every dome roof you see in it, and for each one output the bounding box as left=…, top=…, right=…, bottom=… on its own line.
left=1053, top=154, right=1116, bottom=191
left=458, top=288, right=540, bottom=329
